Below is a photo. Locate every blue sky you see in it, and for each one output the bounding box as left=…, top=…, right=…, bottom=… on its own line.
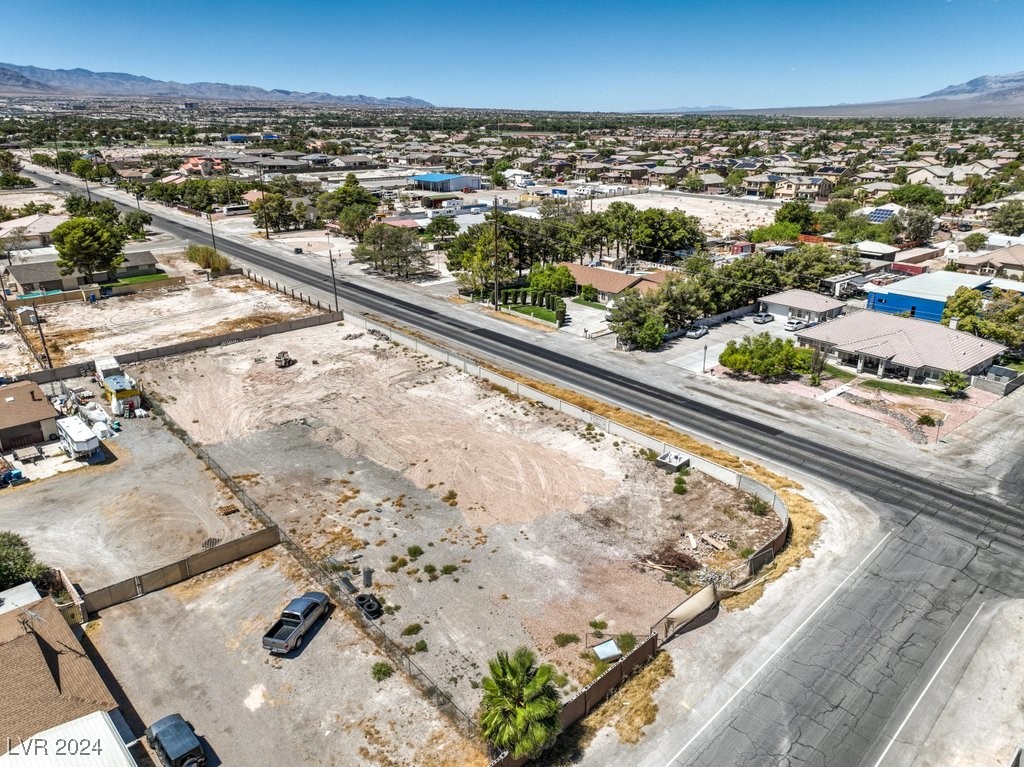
left=2, top=0, right=1022, bottom=111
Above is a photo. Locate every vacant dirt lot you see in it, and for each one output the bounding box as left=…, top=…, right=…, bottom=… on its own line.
left=0, top=189, right=67, bottom=214
left=29, top=264, right=318, bottom=365
left=133, top=323, right=780, bottom=710
left=0, top=416, right=254, bottom=590
left=89, top=548, right=485, bottom=767
left=588, top=192, right=777, bottom=238
left=0, top=325, right=40, bottom=377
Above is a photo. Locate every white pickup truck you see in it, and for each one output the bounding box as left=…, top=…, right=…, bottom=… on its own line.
left=261, top=592, right=330, bottom=654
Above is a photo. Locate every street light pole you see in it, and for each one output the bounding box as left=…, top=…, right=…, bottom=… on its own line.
left=702, top=344, right=708, bottom=373
left=328, top=249, right=339, bottom=312
left=492, top=196, right=499, bottom=311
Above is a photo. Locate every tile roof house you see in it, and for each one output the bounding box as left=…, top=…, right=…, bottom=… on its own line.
left=560, top=263, right=666, bottom=303
left=0, top=215, right=71, bottom=249
left=956, top=244, right=1024, bottom=279
left=796, top=311, right=1005, bottom=381
left=758, top=289, right=846, bottom=323
left=0, top=597, right=117, bottom=754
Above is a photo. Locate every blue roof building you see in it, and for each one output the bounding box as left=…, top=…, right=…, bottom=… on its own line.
left=867, top=272, right=992, bottom=322
left=410, top=173, right=481, bottom=193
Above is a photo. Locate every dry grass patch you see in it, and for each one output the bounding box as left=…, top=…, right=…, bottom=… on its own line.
left=182, top=311, right=294, bottom=340
left=573, top=651, right=675, bottom=748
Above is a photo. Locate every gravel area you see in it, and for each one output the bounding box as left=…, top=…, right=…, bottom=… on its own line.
left=130, top=323, right=780, bottom=709
left=586, top=192, right=777, bottom=238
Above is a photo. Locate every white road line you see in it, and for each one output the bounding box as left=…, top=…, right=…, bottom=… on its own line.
left=665, top=529, right=895, bottom=766
left=871, top=600, right=986, bottom=767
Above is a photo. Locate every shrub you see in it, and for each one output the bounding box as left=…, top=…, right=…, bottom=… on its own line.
left=385, top=556, right=408, bottom=573
left=588, top=619, right=608, bottom=631
left=186, top=243, right=231, bottom=272
left=371, top=662, right=394, bottom=682
left=441, top=489, right=458, bottom=506
left=0, top=531, right=44, bottom=591
left=553, top=632, right=580, bottom=647
left=441, top=564, right=458, bottom=575
left=422, top=563, right=437, bottom=575
left=407, top=544, right=424, bottom=559
left=746, top=495, right=772, bottom=517
left=673, top=475, right=688, bottom=495
left=917, top=413, right=936, bottom=426
left=401, top=623, right=423, bottom=636
left=740, top=547, right=755, bottom=558
left=617, top=632, right=637, bottom=653
left=413, top=639, right=428, bottom=653
left=579, top=284, right=598, bottom=302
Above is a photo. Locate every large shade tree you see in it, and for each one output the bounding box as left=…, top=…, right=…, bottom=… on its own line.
left=479, top=646, right=561, bottom=760
left=52, top=217, right=125, bottom=282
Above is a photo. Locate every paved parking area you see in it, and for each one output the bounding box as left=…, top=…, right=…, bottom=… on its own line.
left=88, top=548, right=483, bottom=767
left=665, top=314, right=793, bottom=373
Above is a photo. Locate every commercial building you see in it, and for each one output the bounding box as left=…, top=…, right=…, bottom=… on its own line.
left=409, top=173, right=481, bottom=193
left=796, top=311, right=1005, bottom=382
left=866, top=272, right=992, bottom=322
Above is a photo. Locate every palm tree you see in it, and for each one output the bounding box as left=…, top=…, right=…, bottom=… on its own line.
left=479, top=646, right=562, bottom=759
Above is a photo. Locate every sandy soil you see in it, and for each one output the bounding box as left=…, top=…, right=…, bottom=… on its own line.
left=0, top=189, right=67, bottom=214
left=31, top=272, right=318, bottom=365
left=132, top=322, right=781, bottom=706
left=587, top=192, right=777, bottom=237
left=0, top=325, right=41, bottom=377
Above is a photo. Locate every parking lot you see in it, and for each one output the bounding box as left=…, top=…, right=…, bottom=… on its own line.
left=89, top=548, right=484, bottom=766
left=664, top=311, right=794, bottom=373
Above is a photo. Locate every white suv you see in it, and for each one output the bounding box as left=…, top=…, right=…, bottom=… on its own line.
left=784, top=318, right=808, bottom=332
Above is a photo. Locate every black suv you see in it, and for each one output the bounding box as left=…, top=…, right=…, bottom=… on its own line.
left=145, top=714, right=207, bottom=767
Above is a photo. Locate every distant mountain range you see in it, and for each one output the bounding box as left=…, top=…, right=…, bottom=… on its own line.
left=644, top=71, right=1024, bottom=117
left=638, top=105, right=733, bottom=114
left=0, top=62, right=433, bottom=108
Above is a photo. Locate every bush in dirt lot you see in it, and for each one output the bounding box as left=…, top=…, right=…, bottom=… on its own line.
left=186, top=243, right=231, bottom=272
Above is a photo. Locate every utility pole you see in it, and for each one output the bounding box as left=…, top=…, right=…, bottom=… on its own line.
left=259, top=168, right=270, bottom=239
left=32, top=305, right=52, bottom=369
left=492, top=196, right=499, bottom=311
left=208, top=212, right=218, bottom=252
left=328, top=249, right=339, bottom=312
left=84, top=176, right=93, bottom=203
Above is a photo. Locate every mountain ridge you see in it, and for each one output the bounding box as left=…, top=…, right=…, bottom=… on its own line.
left=0, top=62, right=433, bottom=108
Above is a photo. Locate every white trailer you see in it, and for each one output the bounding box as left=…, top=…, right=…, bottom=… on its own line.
left=94, top=356, right=122, bottom=380
left=56, top=416, right=101, bottom=458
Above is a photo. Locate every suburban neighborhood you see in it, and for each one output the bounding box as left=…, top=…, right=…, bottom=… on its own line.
left=2, top=4, right=1024, bottom=767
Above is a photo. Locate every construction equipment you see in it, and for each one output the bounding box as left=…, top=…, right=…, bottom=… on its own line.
left=275, top=351, right=296, bottom=368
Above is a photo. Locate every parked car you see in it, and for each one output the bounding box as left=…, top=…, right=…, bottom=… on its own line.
left=751, top=313, right=774, bottom=324
left=145, top=714, right=207, bottom=767
left=685, top=325, right=709, bottom=339
left=957, top=223, right=973, bottom=232
left=262, top=591, right=330, bottom=654
left=784, top=318, right=808, bottom=332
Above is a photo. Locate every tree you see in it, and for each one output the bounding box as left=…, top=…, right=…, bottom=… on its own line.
left=963, top=232, right=988, bottom=251
left=608, top=290, right=659, bottom=349
left=895, top=207, right=935, bottom=243
left=479, top=646, right=561, bottom=760
left=119, top=210, right=152, bottom=239
left=455, top=227, right=513, bottom=295
left=0, top=227, right=27, bottom=263
left=0, top=531, right=45, bottom=591
left=528, top=264, right=574, bottom=296
left=424, top=215, right=459, bottom=241
left=888, top=184, right=946, bottom=215
left=315, top=177, right=378, bottom=221
left=775, top=201, right=815, bottom=233
left=52, top=217, right=125, bottom=282
left=636, top=314, right=667, bottom=351
left=989, top=201, right=1024, bottom=237
left=940, top=371, right=969, bottom=397
left=749, top=221, right=801, bottom=243
left=251, top=192, right=297, bottom=232
left=719, top=333, right=811, bottom=379
left=353, top=223, right=429, bottom=278
left=940, top=286, right=984, bottom=335
left=71, top=158, right=94, bottom=179
left=336, top=203, right=376, bottom=241
left=0, top=150, right=22, bottom=176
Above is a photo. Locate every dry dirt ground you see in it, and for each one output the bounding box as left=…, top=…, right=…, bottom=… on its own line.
left=0, top=324, right=41, bottom=377
left=88, top=548, right=485, bottom=767
left=587, top=192, right=777, bottom=237
left=29, top=260, right=318, bottom=365
left=132, top=322, right=781, bottom=711
left=0, top=415, right=254, bottom=590
left=0, top=189, right=67, bottom=214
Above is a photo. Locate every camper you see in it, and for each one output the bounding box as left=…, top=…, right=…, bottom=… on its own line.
left=56, top=416, right=101, bottom=458
left=94, top=356, right=122, bottom=380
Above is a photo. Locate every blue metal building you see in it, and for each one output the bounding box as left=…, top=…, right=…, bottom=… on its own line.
left=866, top=272, right=992, bottom=322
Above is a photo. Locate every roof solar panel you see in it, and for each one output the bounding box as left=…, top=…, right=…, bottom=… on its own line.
left=867, top=208, right=896, bottom=224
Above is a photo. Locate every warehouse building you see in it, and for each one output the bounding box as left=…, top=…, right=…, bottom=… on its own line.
left=409, top=173, right=481, bottom=193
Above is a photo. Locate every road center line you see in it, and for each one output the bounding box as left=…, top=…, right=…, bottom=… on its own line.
left=871, top=600, right=986, bottom=767
left=665, top=529, right=894, bottom=766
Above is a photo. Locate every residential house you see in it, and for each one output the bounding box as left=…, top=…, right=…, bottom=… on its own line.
left=743, top=173, right=785, bottom=197
left=4, top=251, right=159, bottom=295
left=0, top=381, right=58, bottom=449
left=0, top=215, right=70, bottom=249
left=775, top=176, right=833, bottom=201
left=795, top=311, right=1005, bottom=382
left=757, top=289, right=846, bottom=323
left=956, top=244, right=1024, bottom=279
left=560, top=263, right=666, bottom=303
left=0, top=597, right=118, bottom=756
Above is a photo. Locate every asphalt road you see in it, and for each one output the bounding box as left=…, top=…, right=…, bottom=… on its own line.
left=28, top=168, right=1024, bottom=766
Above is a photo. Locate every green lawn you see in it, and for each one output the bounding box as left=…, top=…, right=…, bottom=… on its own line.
left=511, top=304, right=557, bottom=323
left=100, top=271, right=170, bottom=286
left=858, top=379, right=952, bottom=401
left=573, top=297, right=606, bottom=310
left=823, top=364, right=857, bottom=382
left=1001, top=358, right=1024, bottom=373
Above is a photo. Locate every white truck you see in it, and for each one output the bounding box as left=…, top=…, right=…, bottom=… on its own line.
left=56, top=416, right=101, bottom=458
